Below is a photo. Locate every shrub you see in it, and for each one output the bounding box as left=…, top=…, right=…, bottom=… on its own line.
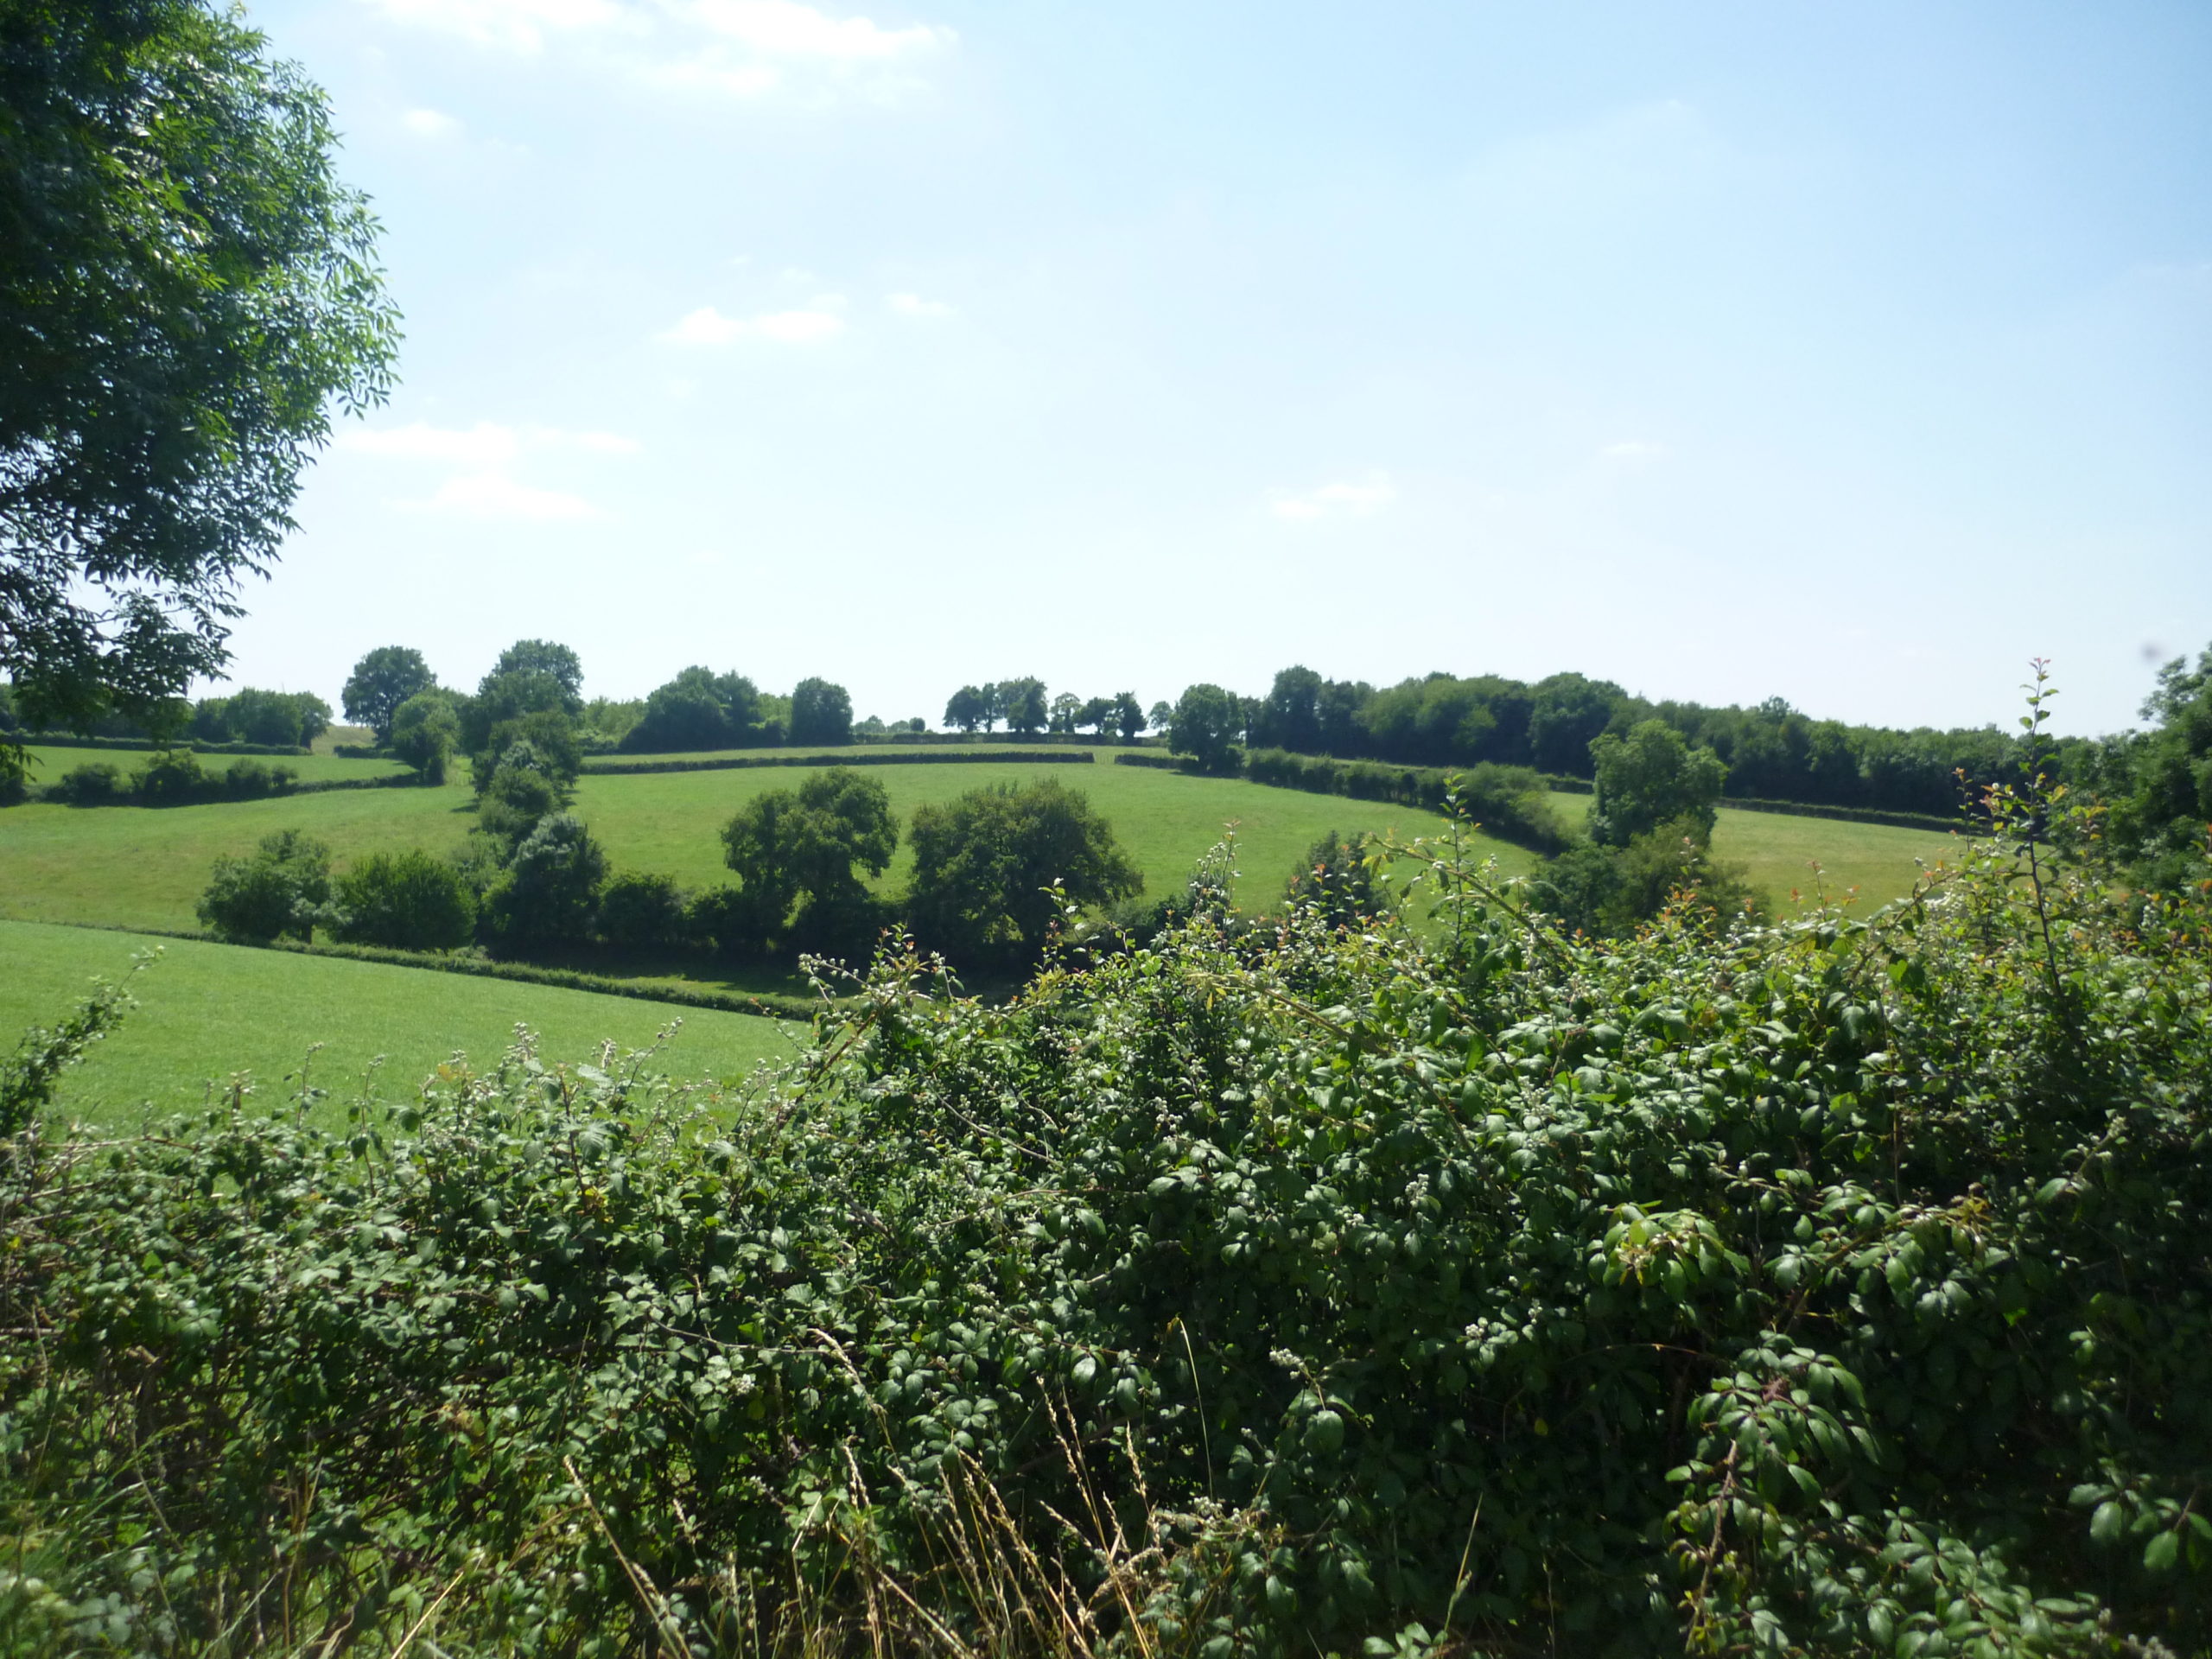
left=195, top=830, right=333, bottom=943
left=597, top=870, right=692, bottom=949
left=48, top=761, right=124, bottom=804
left=390, top=689, right=460, bottom=782
left=130, top=749, right=205, bottom=804
left=477, top=751, right=569, bottom=848
left=331, top=849, right=476, bottom=950
left=6, top=782, right=2205, bottom=1655
left=480, top=812, right=605, bottom=949
left=1284, top=828, right=1381, bottom=927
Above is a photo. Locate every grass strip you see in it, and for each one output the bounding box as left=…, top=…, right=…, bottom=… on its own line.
left=31, top=918, right=828, bottom=1022
left=583, top=748, right=1095, bottom=778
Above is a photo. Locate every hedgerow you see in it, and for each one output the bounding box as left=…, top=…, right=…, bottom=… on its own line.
left=0, top=780, right=2205, bottom=1655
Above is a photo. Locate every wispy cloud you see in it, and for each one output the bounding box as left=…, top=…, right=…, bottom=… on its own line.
left=340, top=421, right=637, bottom=520
left=399, top=106, right=462, bottom=137
left=418, top=473, right=603, bottom=522
left=887, top=291, right=954, bottom=318
left=356, top=0, right=953, bottom=100
left=1272, top=474, right=1397, bottom=522
left=660, top=304, right=847, bottom=344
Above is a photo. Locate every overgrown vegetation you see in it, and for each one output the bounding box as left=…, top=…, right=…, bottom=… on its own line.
left=4, top=741, right=2204, bottom=1655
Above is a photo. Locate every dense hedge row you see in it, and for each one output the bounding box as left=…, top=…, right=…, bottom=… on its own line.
left=583, top=747, right=1095, bottom=778
left=1242, top=749, right=1570, bottom=851
left=5, top=731, right=309, bottom=756
left=3, top=798, right=2203, bottom=1655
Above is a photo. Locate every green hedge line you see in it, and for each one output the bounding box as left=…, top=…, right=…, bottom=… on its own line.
left=5, top=732, right=309, bottom=756
left=583, top=748, right=1095, bottom=778
left=1243, top=748, right=1572, bottom=852
left=1112, top=751, right=1186, bottom=771
left=1717, top=794, right=1966, bottom=833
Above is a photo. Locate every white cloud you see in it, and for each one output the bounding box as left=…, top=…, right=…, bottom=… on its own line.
left=341, top=421, right=637, bottom=520
left=660, top=304, right=846, bottom=345
left=1272, top=475, right=1397, bottom=521
left=357, top=0, right=633, bottom=52
left=340, top=421, right=521, bottom=467
left=399, top=106, right=462, bottom=137
left=690, top=0, right=947, bottom=59
left=339, top=421, right=639, bottom=462
left=416, top=473, right=603, bottom=521
left=887, top=291, right=954, bottom=318
left=357, top=0, right=952, bottom=99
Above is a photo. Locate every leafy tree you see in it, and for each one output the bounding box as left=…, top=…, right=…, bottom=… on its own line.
left=389, top=690, right=460, bottom=783
left=944, top=685, right=988, bottom=734
left=1049, top=693, right=1082, bottom=735
left=489, top=640, right=583, bottom=710
left=2109, top=641, right=2212, bottom=891
left=906, top=778, right=1141, bottom=972
left=475, top=739, right=574, bottom=849
left=196, top=829, right=332, bottom=943
left=223, top=687, right=327, bottom=748
left=472, top=710, right=582, bottom=794
left=1071, top=695, right=1108, bottom=735
left=1146, top=699, right=1173, bottom=736
left=331, top=850, right=474, bottom=950
left=1530, top=816, right=1763, bottom=937
left=480, top=813, right=605, bottom=949
left=188, top=697, right=232, bottom=743
left=1000, top=677, right=1048, bottom=737
left=1112, top=692, right=1146, bottom=742
left=621, top=666, right=763, bottom=753
left=462, top=668, right=573, bottom=753
left=597, top=871, right=692, bottom=949
left=1528, top=671, right=1628, bottom=774
left=341, top=647, right=435, bottom=744
left=1167, top=683, right=1243, bottom=772
left=1255, top=664, right=1324, bottom=752
left=718, top=767, right=897, bottom=955
left=789, top=677, right=853, bottom=746
left=1588, top=718, right=1726, bottom=846
left=0, top=0, right=397, bottom=738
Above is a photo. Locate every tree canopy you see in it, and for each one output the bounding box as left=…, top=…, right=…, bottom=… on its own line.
left=342, top=647, right=435, bottom=743
left=0, top=0, right=398, bottom=732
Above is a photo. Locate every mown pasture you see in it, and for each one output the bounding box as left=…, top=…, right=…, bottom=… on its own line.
left=0, top=919, right=794, bottom=1131
left=0, top=761, right=1494, bottom=938
left=1541, top=790, right=1962, bottom=913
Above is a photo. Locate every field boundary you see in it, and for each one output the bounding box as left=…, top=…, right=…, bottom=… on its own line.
left=25, top=919, right=829, bottom=1022
left=582, top=748, right=1094, bottom=778
left=1112, top=750, right=1963, bottom=836
left=7, top=732, right=310, bottom=756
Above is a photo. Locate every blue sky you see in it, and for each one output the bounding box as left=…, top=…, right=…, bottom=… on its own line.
left=232, top=0, right=2210, bottom=735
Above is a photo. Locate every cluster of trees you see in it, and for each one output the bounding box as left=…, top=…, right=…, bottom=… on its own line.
left=1166, top=664, right=2075, bottom=817
left=943, top=679, right=1148, bottom=741
left=1, top=683, right=333, bottom=750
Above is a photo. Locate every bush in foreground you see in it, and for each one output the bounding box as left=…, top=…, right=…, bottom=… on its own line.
left=3, top=790, right=2207, bottom=1656
left=194, top=829, right=333, bottom=943
left=330, top=849, right=476, bottom=950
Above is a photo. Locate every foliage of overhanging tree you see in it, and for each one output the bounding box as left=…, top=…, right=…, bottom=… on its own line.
left=0, top=0, right=397, bottom=735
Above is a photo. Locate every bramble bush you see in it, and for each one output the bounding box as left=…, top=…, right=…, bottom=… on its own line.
left=3, top=753, right=2207, bottom=1655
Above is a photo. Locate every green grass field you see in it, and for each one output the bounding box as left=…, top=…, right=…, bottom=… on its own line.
left=1542, top=791, right=1964, bottom=914
left=0, top=763, right=1485, bottom=938
left=0, top=920, right=798, bottom=1131
left=18, top=743, right=410, bottom=784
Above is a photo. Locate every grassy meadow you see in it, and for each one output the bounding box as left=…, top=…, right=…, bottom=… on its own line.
left=0, top=919, right=796, bottom=1131
left=0, top=761, right=1488, bottom=938
left=1541, top=790, right=1963, bottom=915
